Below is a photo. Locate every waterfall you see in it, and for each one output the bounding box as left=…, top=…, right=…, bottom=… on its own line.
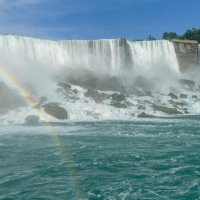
left=0, top=35, right=179, bottom=77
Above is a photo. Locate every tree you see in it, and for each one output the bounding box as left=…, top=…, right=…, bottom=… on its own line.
left=181, top=28, right=200, bottom=43
left=162, top=32, right=180, bottom=40
left=147, top=35, right=156, bottom=40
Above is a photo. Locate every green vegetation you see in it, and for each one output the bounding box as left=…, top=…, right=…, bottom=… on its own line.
left=162, top=32, right=179, bottom=40
left=147, top=35, right=156, bottom=41
left=162, top=28, right=200, bottom=43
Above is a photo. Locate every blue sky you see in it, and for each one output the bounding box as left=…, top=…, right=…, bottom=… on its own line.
left=0, top=0, right=199, bottom=40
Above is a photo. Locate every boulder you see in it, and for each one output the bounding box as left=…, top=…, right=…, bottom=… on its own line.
left=43, top=103, right=68, bottom=119
left=138, top=105, right=146, bottom=110
left=153, top=105, right=182, bottom=114
left=180, top=94, right=187, bottom=99
left=25, top=115, right=40, bottom=125
left=111, top=102, right=128, bottom=109
left=168, top=93, right=178, bottom=99
left=84, top=89, right=110, bottom=103
left=179, top=79, right=195, bottom=90
left=192, top=95, right=198, bottom=99
left=111, top=93, right=126, bottom=102
left=57, top=82, right=71, bottom=90
left=39, top=96, right=48, bottom=105
left=138, top=112, right=156, bottom=118
left=168, top=100, right=185, bottom=107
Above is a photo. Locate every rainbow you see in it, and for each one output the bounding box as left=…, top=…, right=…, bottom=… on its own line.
left=0, top=64, right=86, bottom=198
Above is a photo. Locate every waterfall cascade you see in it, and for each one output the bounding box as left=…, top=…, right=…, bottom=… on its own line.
left=0, top=35, right=179, bottom=77
left=1, top=35, right=200, bottom=123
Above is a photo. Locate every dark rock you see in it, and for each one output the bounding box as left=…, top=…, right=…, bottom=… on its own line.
left=153, top=105, right=182, bottom=114
left=138, top=105, right=146, bottom=110
left=111, top=102, right=128, bottom=109
left=25, top=115, right=40, bottom=125
left=43, top=103, right=68, bottom=119
left=111, top=93, right=126, bottom=102
left=169, top=100, right=185, bottom=107
left=179, top=79, right=195, bottom=90
left=138, top=112, right=156, bottom=118
left=192, top=95, right=198, bottom=99
left=84, top=89, right=110, bottom=103
left=57, top=82, right=71, bottom=90
left=39, top=96, right=48, bottom=105
left=73, top=89, right=78, bottom=94
left=168, top=93, right=178, bottom=99
left=180, top=94, right=187, bottom=99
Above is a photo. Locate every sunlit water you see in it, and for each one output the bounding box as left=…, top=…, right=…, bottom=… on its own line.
left=0, top=117, right=200, bottom=200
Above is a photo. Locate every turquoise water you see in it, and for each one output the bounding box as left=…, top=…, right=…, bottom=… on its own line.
left=0, top=117, right=200, bottom=200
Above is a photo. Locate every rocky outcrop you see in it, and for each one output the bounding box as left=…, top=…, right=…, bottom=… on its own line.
left=138, top=112, right=156, bottom=118
left=153, top=105, right=182, bottom=114
left=43, top=103, right=68, bottom=119
left=179, top=79, right=195, bottom=90
left=25, top=115, right=40, bottom=125
left=84, top=89, right=110, bottom=103
left=168, top=93, right=178, bottom=99
left=111, top=93, right=126, bottom=102
left=180, top=94, right=187, bottom=99
left=173, top=40, right=199, bottom=72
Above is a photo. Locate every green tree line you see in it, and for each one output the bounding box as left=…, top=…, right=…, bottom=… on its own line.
left=147, top=28, right=200, bottom=43
left=163, top=28, right=200, bottom=43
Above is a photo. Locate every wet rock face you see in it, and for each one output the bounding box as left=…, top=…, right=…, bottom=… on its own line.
left=152, top=105, right=182, bottom=114
left=138, top=112, right=156, bottom=118
left=168, top=93, right=178, bottom=99
left=84, top=89, right=110, bottom=103
left=192, top=95, right=198, bottom=99
left=43, top=103, right=68, bottom=119
left=0, top=82, right=26, bottom=114
left=111, top=93, right=126, bottom=102
left=180, top=94, right=187, bottom=99
left=179, top=79, right=195, bottom=90
left=25, top=115, right=40, bottom=125
left=111, top=102, right=128, bottom=109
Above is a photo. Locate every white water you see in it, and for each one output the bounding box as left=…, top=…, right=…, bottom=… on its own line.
left=0, top=35, right=179, bottom=76
left=0, top=35, right=199, bottom=124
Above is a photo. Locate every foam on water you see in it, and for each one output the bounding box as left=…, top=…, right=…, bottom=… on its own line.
left=0, top=35, right=199, bottom=124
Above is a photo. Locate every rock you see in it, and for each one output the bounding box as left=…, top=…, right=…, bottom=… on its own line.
left=84, top=89, right=110, bottom=103
left=39, top=96, right=47, bottom=105
left=192, top=95, right=198, bottom=99
left=25, top=115, right=40, bottom=125
left=43, top=103, right=68, bottom=119
left=138, top=112, right=156, bottom=118
left=111, top=93, right=126, bottom=102
left=0, top=82, right=26, bottom=114
left=168, top=100, right=185, bottom=107
left=180, top=94, right=187, bottom=99
left=111, top=102, right=128, bottom=109
left=57, top=82, right=71, bottom=90
left=168, top=93, right=178, bottom=99
left=138, top=105, right=146, bottom=110
left=153, top=105, right=182, bottom=114
left=179, top=79, right=195, bottom=90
